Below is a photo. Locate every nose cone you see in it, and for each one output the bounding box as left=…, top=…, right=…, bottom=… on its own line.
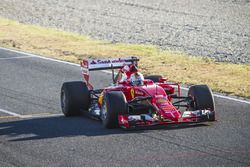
left=156, top=98, right=181, bottom=121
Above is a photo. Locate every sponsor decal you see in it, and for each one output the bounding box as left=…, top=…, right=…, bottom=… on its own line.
left=97, top=59, right=110, bottom=64
left=135, top=90, right=144, bottom=96
left=93, top=58, right=127, bottom=64
left=90, top=58, right=133, bottom=65
left=111, top=58, right=127, bottom=63
left=85, top=57, right=138, bottom=70
left=90, top=58, right=126, bottom=64
left=90, top=60, right=97, bottom=64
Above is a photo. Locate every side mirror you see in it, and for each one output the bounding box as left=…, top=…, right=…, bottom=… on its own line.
left=144, top=79, right=154, bottom=85
left=159, top=78, right=167, bottom=83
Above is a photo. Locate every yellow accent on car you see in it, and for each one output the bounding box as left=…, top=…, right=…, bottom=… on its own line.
left=98, top=93, right=104, bottom=106
left=131, top=88, right=135, bottom=99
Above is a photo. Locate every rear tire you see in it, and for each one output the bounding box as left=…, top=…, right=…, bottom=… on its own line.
left=61, top=81, right=90, bottom=117
left=188, top=85, right=215, bottom=121
left=144, top=75, right=163, bottom=83
left=101, top=91, right=128, bottom=128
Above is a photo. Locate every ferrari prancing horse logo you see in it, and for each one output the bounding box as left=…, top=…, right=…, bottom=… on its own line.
left=131, top=88, right=135, bottom=99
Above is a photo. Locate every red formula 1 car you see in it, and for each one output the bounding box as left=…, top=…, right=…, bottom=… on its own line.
left=61, top=57, right=215, bottom=129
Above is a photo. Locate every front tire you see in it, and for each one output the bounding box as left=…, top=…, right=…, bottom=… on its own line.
left=61, top=81, right=90, bottom=117
left=188, top=85, right=215, bottom=121
left=101, top=91, right=128, bottom=128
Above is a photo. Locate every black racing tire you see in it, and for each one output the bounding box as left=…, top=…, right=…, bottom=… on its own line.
left=144, top=75, right=163, bottom=83
left=101, top=91, right=128, bottom=128
left=61, top=81, right=90, bottom=117
left=188, top=85, right=215, bottom=121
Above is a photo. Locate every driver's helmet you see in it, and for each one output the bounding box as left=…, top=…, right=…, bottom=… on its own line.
left=130, top=72, right=144, bottom=86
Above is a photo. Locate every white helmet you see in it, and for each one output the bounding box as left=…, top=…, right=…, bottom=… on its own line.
left=130, top=72, right=144, bottom=86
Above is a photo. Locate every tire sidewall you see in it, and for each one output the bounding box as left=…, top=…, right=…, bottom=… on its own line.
left=188, top=85, right=215, bottom=121
left=61, top=81, right=90, bottom=116
left=188, top=85, right=215, bottom=111
left=101, top=91, right=127, bottom=128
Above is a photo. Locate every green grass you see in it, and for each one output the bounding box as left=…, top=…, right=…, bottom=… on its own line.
left=0, top=17, right=249, bottom=98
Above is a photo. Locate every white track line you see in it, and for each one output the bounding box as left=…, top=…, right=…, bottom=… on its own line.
left=20, top=113, right=64, bottom=118
left=0, top=55, right=35, bottom=60
left=0, top=108, right=22, bottom=118
left=213, top=94, right=250, bottom=104
left=0, top=47, right=79, bottom=66
left=1, top=47, right=250, bottom=105
left=0, top=108, right=64, bottom=119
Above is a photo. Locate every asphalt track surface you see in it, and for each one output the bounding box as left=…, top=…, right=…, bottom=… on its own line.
left=0, top=48, right=250, bottom=167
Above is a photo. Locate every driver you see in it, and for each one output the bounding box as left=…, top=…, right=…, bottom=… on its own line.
left=115, top=64, right=144, bottom=86
left=129, top=65, right=144, bottom=86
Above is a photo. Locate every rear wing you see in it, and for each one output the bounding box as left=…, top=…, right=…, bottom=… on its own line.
left=80, top=57, right=139, bottom=89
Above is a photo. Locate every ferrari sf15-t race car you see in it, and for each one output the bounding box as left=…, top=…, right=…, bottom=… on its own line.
left=60, top=57, right=215, bottom=129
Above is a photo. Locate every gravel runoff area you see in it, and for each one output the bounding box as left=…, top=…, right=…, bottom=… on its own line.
left=0, top=0, right=249, bottom=63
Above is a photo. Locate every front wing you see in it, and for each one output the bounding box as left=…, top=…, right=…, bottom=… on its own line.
left=118, top=110, right=215, bottom=129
